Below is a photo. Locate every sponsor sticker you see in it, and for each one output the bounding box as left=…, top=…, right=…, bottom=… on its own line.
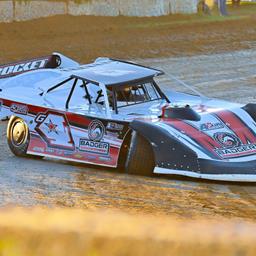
left=88, top=120, right=105, bottom=141
left=10, top=103, right=28, bottom=115
left=107, top=122, right=124, bottom=131
left=215, top=144, right=256, bottom=159
left=32, top=147, right=44, bottom=153
left=0, top=58, right=49, bottom=78
left=200, top=122, right=224, bottom=131
left=213, top=132, right=256, bottom=158
left=213, top=132, right=241, bottom=148
left=79, top=139, right=110, bottom=155
left=99, top=156, right=112, bottom=162
left=46, top=148, right=55, bottom=153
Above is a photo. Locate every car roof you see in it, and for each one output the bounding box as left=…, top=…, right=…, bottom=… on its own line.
left=63, top=58, right=164, bottom=86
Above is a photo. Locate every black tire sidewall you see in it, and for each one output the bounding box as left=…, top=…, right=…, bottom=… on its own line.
left=125, top=132, right=155, bottom=176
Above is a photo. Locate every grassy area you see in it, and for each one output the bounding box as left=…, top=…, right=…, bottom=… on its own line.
left=125, top=4, right=256, bottom=29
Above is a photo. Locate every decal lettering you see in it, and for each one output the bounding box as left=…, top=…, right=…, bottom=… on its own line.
left=215, top=144, right=256, bottom=159
left=10, top=103, right=28, bottom=115
left=107, top=122, right=124, bottom=131
left=79, top=139, right=110, bottom=155
left=32, top=147, right=44, bottom=153
left=35, top=113, right=47, bottom=123
left=0, top=59, right=48, bottom=78
left=200, top=122, right=224, bottom=131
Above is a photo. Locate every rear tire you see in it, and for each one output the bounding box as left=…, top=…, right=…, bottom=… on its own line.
left=7, top=116, right=30, bottom=157
left=125, top=132, right=155, bottom=176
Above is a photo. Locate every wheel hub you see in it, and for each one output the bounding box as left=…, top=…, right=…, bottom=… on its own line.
left=12, top=121, right=26, bottom=146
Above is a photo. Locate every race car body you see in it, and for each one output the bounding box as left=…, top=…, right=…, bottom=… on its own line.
left=0, top=54, right=255, bottom=182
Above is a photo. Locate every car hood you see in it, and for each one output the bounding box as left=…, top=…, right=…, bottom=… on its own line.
left=152, top=104, right=256, bottom=162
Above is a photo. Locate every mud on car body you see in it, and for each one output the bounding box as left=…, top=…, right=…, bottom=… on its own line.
left=0, top=53, right=255, bottom=182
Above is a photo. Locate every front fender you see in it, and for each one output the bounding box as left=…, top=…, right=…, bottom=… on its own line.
left=130, top=120, right=199, bottom=172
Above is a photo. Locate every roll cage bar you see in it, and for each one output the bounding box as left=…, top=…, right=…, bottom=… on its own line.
left=43, top=75, right=169, bottom=114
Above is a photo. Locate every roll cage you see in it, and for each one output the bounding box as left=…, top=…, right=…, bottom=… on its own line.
left=43, top=75, right=169, bottom=114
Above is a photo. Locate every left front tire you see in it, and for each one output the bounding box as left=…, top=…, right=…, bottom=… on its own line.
left=125, top=132, right=155, bottom=176
left=7, top=116, right=30, bottom=157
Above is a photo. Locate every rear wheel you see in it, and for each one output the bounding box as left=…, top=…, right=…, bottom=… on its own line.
left=7, top=116, right=30, bottom=157
left=125, top=132, right=155, bottom=176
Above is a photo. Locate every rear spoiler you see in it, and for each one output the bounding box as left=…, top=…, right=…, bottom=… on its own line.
left=0, top=53, right=79, bottom=79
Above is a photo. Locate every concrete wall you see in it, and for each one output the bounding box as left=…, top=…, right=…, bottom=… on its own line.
left=13, top=1, right=67, bottom=21
left=0, top=0, right=198, bottom=22
left=0, top=1, right=13, bottom=22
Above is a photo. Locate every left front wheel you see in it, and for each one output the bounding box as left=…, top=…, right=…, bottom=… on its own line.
left=7, top=116, right=30, bottom=157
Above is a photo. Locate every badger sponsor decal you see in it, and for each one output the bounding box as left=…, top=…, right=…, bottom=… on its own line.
left=213, top=132, right=256, bottom=158
left=88, top=120, right=105, bottom=141
left=81, top=120, right=110, bottom=155
left=79, top=139, right=110, bottom=155
left=200, top=122, right=224, bottom=131
left=0, top=58, right=50, bottom=78
left=215, top=144, right=256, bottom=159
left=10, top=103, right=28, bottom=115
left=213, top=132, right=241, bottom=148
left=216, top=110, right=256, bottom=145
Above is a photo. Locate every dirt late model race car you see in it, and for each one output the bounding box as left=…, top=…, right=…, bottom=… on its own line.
left=0, top=53, right=255, bottom=182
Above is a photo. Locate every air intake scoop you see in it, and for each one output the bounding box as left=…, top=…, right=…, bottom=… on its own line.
left=162, top=105, right=201, bottom=121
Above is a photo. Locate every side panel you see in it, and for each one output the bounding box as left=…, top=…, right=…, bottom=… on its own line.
left=1, top=99, right=130, bottom=168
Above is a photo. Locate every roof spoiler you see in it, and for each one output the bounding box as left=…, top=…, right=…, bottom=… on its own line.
left=0, top=52, right=79, bottom=79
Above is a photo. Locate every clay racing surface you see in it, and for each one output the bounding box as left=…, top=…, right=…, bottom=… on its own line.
left=0, top=7, right=256, bottom=221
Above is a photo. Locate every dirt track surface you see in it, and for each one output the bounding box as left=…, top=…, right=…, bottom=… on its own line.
left=0, top=9, right=256, bottom=63
left=1, top=49, right=256, bottom=220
